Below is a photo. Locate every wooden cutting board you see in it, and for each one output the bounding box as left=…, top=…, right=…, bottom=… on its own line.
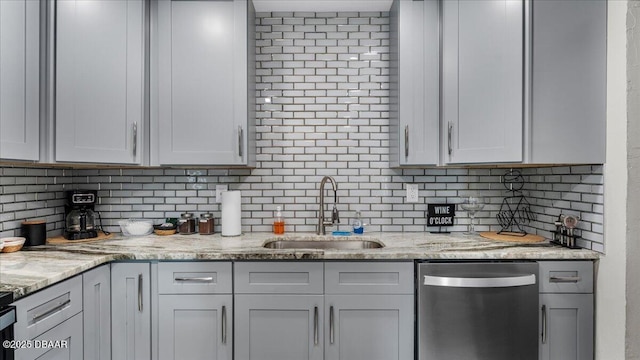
left=47, top=231, right=114, bottom=245
left=480, top=231, right=545, bottom=243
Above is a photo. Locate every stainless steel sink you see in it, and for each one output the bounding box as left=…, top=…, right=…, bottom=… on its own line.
left=263, top=239, right=385, bottom=250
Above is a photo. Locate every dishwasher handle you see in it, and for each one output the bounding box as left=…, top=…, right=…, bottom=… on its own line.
left=423, top=274, right=536, bottom=288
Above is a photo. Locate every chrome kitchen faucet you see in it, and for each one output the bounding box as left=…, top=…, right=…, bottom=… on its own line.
left=317, top=176, right=339, bottom=235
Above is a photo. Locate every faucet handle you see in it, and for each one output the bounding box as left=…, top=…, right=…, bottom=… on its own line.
left=332, top=205, right=340, bottom=224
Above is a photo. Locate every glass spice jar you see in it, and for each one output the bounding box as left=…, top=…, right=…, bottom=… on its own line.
left=178, top=213, right=196, bottom=234
left=199, top=213, right=215, bottom=235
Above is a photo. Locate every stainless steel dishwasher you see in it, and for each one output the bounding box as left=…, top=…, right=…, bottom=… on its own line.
left=417, top=262, right=539, bottom=360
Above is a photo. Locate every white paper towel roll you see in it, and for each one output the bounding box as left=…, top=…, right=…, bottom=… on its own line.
left=221, top=191, right=242, bottom=236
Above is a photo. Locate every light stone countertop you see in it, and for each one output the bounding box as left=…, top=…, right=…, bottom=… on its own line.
left=0, top=232, right=599, bottom=300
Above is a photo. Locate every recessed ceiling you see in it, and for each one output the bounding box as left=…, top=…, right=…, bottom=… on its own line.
left=252, top=0, right=394, bottom=12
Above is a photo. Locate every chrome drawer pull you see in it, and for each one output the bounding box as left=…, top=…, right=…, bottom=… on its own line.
left=138, top=274, right=143, bottom=312
left=549, top=276, right=581, bottom=283
left=222, top=305, right=227, bottom=344
left=174, top=277, right=214, bottom=283
left=32, top=299, right=71, bottom=322
left=541, top=305, right=547, bottom=344
left=313, top=306, right=319, bottom=346
left=329, top=305, right=335, bottom=344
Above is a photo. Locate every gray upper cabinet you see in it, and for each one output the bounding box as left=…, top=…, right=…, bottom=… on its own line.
left=529, top=0, right=606, bottom=164
left=442, top=0, right=523, bottom=164
left=154, top=0, right=255, bottom=166
left=111, top=262, right=151, bottom=360
left=389, top=0, right=439, bottom=166
left=55, top=0, right=145, bottom=164
left=0, top=0, right=39, bottom=161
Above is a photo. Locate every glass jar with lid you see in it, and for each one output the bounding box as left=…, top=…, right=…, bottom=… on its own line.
left=199, top=213, right=215, bottom=235
left=178, top=213, right=196, bottom=234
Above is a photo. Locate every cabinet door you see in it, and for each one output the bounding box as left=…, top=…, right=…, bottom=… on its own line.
left=530, top=0, right=606, bottom=164
left=158, top=295, right=231, bottom=360
left=390, top=0, right=439, bottom=166
left=0, top=0, right=39, bottom=161
left=443, top=0, right=523, bottom=164
left=234, top=295, right=323, bottom=360
left=539, top=294, right=593, bottom=360
left=83, top=264, right=111, bottom=360
left=55, top=0, right=144, bottom=164
left=325, top=295, right=414, bottom=360
left=15, top=313, right=83, bottom=360
left=156, top=0, right=248, bottom=165
left=111, top=263, right=151, bottom=360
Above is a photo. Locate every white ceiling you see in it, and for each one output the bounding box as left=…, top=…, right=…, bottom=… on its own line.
left=252, top=0, right=394, bottom=12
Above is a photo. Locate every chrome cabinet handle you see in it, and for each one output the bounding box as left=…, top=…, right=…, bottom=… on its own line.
left=423, top=274, right=536, bottom=288
left=447, top=122, right=453, bottom=156
left=138, top=274, right=143, bottom=312
left=31, top=299, right=71, bottom=322
left=404, top=125, right=409, bottom=157
left=313, top=306, right=319, bottom=346
left=132, top=122, right=137, bottom=157
left=541, top=305, right=547, bottom=344
left=238, top=125, right=244, bottom=157
left=549, top=276, right=581, bottom=283
left=329, top=305, right=335, bottom=344
left=222, top=305, right=227, bottom=344
left=174, top=277, right=214, bottom=283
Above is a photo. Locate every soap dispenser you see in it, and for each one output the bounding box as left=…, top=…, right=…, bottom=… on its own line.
left=273, top=206, right=285, bottom=235
left=352, top=211, right=364, bottom=234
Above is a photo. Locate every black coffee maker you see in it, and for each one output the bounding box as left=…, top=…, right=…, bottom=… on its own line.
left=64, top=190, right=99, bottom=240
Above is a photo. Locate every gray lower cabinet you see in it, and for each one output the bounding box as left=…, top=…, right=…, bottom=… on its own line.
left=15, top=313, right=83, bottom=360
left=234, top=261, right=414, bottom=360
left=234, top=295, right=324, bottom=360
left=111, top=262, right=151, bottom=360
left=325, top=295, right=414, bottom=360
left=55, top=0, right=145, bottom=164
left=158, top=295, right=232, bottom=360
left=157, top=261, right=233, bottom=360
left=154, top=0, right=255, bottom=166
left=442, top=0, right=523, bottom=164
left=12, top=275, right=83, bottom=360
left=82, top=264, right=111, bottom=360
left=0, top=0, right=40, bottom=161
left=539, top=294, right=593, bottom=360
left=538, top=261, right=594, bottom=360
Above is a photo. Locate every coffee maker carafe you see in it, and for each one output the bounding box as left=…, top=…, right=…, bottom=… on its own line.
left=64, top=190, right=99, bottom=240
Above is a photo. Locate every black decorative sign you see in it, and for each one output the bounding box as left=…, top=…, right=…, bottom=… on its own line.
left=427, top=204, right=455, bottom=227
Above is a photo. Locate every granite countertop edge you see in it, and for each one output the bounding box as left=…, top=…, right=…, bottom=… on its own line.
left=0, top=232, right=600, bottom=300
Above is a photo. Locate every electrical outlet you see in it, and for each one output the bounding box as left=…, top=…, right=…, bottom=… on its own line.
left=406, top=184, right=419, bottom=203
left=216, top=185, right=228, bottom=203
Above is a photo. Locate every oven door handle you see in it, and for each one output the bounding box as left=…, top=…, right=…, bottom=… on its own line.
left=0, top=306, right=16, bottom=332
left=423, top=274, right=536, bottom=288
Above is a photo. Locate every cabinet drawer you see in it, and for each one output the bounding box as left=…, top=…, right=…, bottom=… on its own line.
left=234, top=262, right=323, bottom=294
left=15, top=312, right=83, bottom=360
left=13, top=275, right=82, bottom=341
left=158, top=262, right=232, bottom=294
left=539, top=261, right=593, bottom=293
left=325, top=262, right=414, bottom=295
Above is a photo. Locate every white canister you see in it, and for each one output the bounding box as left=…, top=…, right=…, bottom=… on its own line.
left=221, top=191, right=242, bottom=236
